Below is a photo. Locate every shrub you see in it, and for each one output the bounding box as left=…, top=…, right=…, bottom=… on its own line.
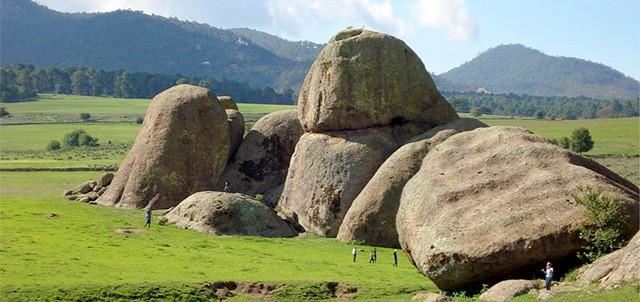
left=47, top=140, right=61, bottom=151
left=80, top=112, right=91, bottom=122
left=135, top=117, right=144, bottom=124
left=572, top=186, right=629, bottom=263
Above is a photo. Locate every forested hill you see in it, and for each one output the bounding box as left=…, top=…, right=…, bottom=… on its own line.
left=438, top=44, right=639, bottom=100
left=0, top=0, right=318, bottom=92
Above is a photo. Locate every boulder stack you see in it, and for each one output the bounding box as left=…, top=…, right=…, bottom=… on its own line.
left=279, top=28, right=459, bottom=236
left=97, top=84, right=230, bottom=209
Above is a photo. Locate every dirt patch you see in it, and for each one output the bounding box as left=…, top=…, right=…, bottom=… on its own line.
left=114, top=227, right=146, bottom=235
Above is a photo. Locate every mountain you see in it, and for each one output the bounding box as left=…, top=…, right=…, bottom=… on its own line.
left=438, top=44, right=639, bottom=100
left=0, top=0, right=318, bottom=92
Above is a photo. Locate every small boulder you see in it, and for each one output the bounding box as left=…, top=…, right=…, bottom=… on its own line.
left=165, top=191, right=297, bottom=237
left=218, top=95, right=238, bottom=110
left=97, top=84, right=230, bottom=209
left=478, top=280, right=536, bottom=302
left=99, top=172, right=115, bottom=187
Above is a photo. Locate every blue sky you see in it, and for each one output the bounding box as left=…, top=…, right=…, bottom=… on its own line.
left=36, top=0, right=640, bottom=80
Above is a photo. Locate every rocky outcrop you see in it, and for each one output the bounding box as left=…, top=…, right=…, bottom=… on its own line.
left=397, top=126, right=639, bottom=291
left=297, top=28, right=458, bottom=133
left=478, top=280, right=536, bottom=302
left=165, top=191, right=297, bottom=237
left=279, top=127, right=400, bottom=236
left=337, top=118, right=487, bottom=247
left=578, top=231, right=640, bottom=289
left=216, top=109, right=303, bottom=205
left=97, top=84, right=230, bottom=209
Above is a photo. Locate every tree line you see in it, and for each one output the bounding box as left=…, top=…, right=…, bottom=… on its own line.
left=0, top=64, right=295, bottom=104
left=444, top=92, right=639, bottom=119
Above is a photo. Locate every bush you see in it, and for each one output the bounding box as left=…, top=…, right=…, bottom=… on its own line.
left=47, top=140, right=61, bottom=151
left=572, top=186, right=629, bottom=263
left=135, top=117, right=143, bottom=124
left=80, top=112, right=91, bottom=122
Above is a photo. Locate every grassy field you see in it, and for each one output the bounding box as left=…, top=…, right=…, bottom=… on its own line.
left=1, top=94, right=639, bottom=300
left=477, top=116, right=640, bottom=155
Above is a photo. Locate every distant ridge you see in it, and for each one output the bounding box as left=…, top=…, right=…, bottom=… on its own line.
left=438, top=44, right=639, bottom=100
left=0, top=0, right=319, bottom=91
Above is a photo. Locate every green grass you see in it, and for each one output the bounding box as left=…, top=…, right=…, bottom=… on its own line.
left=1, top=95, right=638, bottom=300
left=476, top=116, right=640, bottom=155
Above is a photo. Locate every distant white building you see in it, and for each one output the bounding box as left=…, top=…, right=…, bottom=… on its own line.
left=235, top=38, right=248, bottom=46
left=476, top=87, right=492, bottom=94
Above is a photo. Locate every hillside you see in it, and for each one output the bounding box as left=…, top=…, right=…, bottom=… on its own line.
left=0, top=0, right=317, bottom=92
left=439, top=44, right=639, bottom=100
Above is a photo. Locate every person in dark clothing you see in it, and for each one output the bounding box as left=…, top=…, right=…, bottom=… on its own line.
left=393, top=250, right=398, bottom=267
left=144, top=209, right=151, bottom=228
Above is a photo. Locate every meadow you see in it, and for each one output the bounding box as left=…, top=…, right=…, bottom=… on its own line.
left=1, top=94, right=638, bottom=301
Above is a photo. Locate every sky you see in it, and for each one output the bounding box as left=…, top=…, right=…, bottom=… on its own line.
left=35, top=0, right=640, bottom=80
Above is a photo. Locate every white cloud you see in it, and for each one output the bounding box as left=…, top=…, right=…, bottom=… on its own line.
left=264, top=0, right=412, bottom=41
left=413, top=0, right=478, bottom=42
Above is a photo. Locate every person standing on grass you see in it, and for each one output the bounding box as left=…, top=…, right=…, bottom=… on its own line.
left=352, top=246, right=357, bottom=262
left=541, top=262, right=554, bottom=290
left=393, top=250, right=398, bottom=267
left=144, top=209, right=151, bottom=228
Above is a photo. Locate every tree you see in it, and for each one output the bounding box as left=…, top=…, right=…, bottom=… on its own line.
left=570, top=127, right=594, bottom=154
left=80, top=112, right=91, bottom=122
left=63, top=130, right=99, bottom=147
left=572, top=186, right=629, bottom=263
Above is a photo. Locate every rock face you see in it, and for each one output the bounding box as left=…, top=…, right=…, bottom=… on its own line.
left=279, top=127, right=400, bottom=236
left=226, top=109, right=245, bottom=158
left=337, top=118, right=487, bottom=247
left=165, top=191, right=297, bottom=237
left=396, top=126, right=639, bottom=291
left=578, top=231, right=640, bottom=289
left=216, top=109, right=303, bottom=205
left=297, top=28, right=458, bottom=133
left=97, top=84, right=230, bottom=209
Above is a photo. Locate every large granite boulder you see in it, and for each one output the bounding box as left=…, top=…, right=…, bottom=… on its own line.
left=165, top=191, right=297, bottom=237
left=297, top=28, right=458, bottom=133
left=97, top=84, right=230, bottom=209
left=396, top=126, right=639, bottom=291
left=278, top=127, right=400, bottom=236
left=215, top=109, right=303, bottom=205
left=337, top=118, right=487, bottom=247
left=578, top=231, right=640, bottom=289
